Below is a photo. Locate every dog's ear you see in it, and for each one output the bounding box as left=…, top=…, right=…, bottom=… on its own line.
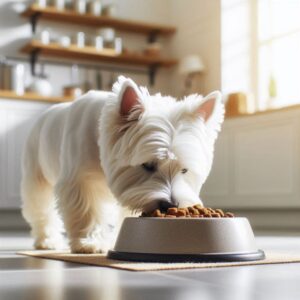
left=197, top=91, right=223, bottom=122
left=120, top=85, right=140, bottom=116
left=195, top=91, right=224, bottom=134
left=112, top=76, right=143, bottom=118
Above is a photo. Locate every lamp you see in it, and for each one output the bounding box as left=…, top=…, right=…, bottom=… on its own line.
left=179, top=55, right=205, bottom=75
left=179, top=55, right=205, bottom=96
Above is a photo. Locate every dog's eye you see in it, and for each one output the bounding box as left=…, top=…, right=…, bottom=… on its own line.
left=142, top=162, right=157, bottom=172
left=181, top=168, right=188, bottom=174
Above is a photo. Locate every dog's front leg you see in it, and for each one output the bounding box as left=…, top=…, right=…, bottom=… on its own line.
left=55, top=176, right=114, bottom=254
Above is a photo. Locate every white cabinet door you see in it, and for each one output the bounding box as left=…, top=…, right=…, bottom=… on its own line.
left=201, top=109, right=300, bottom=209
left=0, top=100, right=51, bottom=209
left=200, top=132, right=231, bottom=199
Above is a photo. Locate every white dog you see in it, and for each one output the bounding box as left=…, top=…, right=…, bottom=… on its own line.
left=21, top=76, right=224, bottom=253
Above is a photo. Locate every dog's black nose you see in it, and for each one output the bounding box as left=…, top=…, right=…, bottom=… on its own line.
left=158, top=200, right=177, bottom=212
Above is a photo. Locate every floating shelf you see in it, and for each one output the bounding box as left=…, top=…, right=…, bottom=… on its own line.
left=21, top=41, right=177, bottom=67
left=0, top=90, right=73, bottom=103
left=21, top=41, right=177, bottom=84
left=21, top=5, right=176, bottom=39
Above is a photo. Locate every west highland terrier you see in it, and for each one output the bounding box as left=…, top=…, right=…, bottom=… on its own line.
left=21, top=76, right=224, bottom=253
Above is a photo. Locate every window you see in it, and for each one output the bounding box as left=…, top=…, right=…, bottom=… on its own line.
left=222, top=0, right=300, bottom=111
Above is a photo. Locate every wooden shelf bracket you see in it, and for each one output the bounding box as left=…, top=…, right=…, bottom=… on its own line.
left=30, top=48, right=40, bottom=76
left=149, top=64, right=158, bottom=86
left=148, top=30, right=160, bottom=43
left=30, top=12, right=41, bottom=34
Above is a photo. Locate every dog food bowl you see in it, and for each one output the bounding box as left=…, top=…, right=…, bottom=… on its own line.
left=108, top=217, right=265, bottom=262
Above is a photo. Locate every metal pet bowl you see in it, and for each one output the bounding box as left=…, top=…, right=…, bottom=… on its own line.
left=108, top=217, right=265, bottom=262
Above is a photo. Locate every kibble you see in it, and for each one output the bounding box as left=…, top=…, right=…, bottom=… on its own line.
left=165, top=214, right=176, bottom=218
left=225, top=212, right=234, bottom=218
left=215, top=209, right=225, bottom=217
left=142, top=205, right=235, bottom=218
left=211, top=213, right=221, bottom=218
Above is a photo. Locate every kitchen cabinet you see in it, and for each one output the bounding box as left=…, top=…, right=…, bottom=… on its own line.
left=201, top=106, right=300, bottom=232
left=0, top=99, right=51, bottom=208
left=202, top=107, right=300, bottom=209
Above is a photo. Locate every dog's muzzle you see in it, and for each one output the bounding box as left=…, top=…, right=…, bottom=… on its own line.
left=158, top=200, right=178, bottom=212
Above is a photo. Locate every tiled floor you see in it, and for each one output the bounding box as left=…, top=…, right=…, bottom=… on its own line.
left=1, top=233, right=300, bottom=300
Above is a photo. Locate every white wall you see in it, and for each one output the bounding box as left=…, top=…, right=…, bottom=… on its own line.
left=168, top=0, right=222, bottom=97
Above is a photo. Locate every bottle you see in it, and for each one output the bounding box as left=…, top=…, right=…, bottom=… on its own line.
left=268, top=75, right=277, bottom=99
left=88, top=0, right=102, bottom=16
left=94, top=36, right=104, bottom=51
left=74, top=0, right=87, bottom=14
left=74, top=32, right=85, bottom=48
left=54, top=0, right=65, bottom=10
left=114, top=37, right=122, bottom=54
left=35, top=0, right=47, bottom=8
left=14, top=63, right=25, bottom=95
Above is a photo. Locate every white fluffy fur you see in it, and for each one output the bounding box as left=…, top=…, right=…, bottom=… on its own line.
left=21, top=76, right=224, bottom=253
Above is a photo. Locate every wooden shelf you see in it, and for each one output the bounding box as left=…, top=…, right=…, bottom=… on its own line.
left=21, top=5, right=176, bottom=36
left=21, top=41, right=177, bottom=68
left=0, top=90, right=73, bottom=103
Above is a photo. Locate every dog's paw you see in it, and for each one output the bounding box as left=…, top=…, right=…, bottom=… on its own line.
left=71, top=243, right=98, bottom=254
left=34, top=236, right=66, bottom=250
left=70, top=239, right=110, bottom=254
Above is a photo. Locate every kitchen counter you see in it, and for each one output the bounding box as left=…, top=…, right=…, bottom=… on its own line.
left=226, top=102, right=300, bottom=119
left=0, top=90, right=73, bottom=103
left=2, top=89, right=300, bottom=116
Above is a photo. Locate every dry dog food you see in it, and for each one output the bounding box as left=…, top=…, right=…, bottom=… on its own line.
left=141, top=205, right=235, bottom=218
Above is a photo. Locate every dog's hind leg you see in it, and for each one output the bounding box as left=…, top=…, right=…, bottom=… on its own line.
left=21, top=171, right=65, bottom=250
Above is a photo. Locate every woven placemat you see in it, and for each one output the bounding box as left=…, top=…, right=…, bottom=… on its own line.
left=18, top=250, right=300, bottom=272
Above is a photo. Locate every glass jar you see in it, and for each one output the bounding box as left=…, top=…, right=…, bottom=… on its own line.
left=59, top=35, right=71, bottom=47
left=40, top=28, right=51, bottom=45
left=98, top=27, right=115, bottom=48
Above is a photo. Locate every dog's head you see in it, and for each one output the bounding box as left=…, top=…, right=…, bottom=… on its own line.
left=99, top=76, right=224, bottom=213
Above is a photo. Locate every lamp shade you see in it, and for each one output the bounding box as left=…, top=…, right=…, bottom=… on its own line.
left=179, top=55, right=205, bottom=75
